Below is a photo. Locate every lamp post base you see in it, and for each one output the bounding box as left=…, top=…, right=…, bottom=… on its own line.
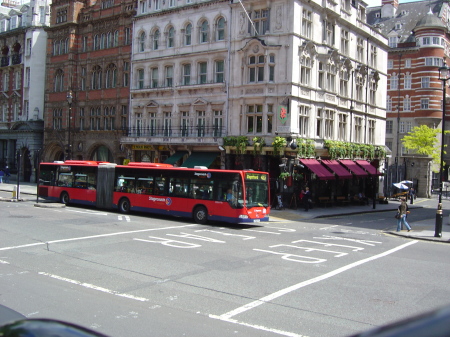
left=435, top=206, right=443, bottom=238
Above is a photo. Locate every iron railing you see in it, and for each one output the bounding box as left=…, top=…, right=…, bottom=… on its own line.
left=124, top=125, right=226, bottom=138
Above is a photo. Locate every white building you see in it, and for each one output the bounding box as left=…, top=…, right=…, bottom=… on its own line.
left=0, top=0, right=51, bottom=181
left=125, top=0, right=387, bottom=179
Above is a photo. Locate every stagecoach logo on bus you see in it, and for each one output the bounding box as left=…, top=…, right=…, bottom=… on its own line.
left=194, top=172, right=211, bottom=178
left=148, top=196, right=167, bottom=203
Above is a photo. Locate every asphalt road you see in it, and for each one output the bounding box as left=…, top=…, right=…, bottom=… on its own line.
left=1, top=192, right=449, bottom=337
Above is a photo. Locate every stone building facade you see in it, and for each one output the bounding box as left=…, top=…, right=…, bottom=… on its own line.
left=42, top=0, right=135, bottom=164
left=123, top=0, right=387, bottom=198
left=368, top=0, right=450, bottom=197
left=0, top=0, right=50, bottom=182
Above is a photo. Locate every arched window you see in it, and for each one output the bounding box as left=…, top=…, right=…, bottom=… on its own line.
left=93, top=35, right=100, bottom=50
left=53, top=40, right=60, bottom=55
left=105, top=63, right=117, bottom=88
left=92, top=145, right=113, bottom=162
left=200, top=20, right=208, bottom=43
left=185, top=23, right=192, bottom=46
left=107, top=32, right=113, bottom=48
left=100, top=33, right=106, bottom=49
left=217, top=17, right=225, bottom=41
left=54, top=69, right=64, bottom=92
left=153, top=29, right=160, bottom=50
left=91, top=65, right=102, bottom=89
left=139, top=32, right=146, bottom=52
left=113, top=30, right=119, bottom=47
left=61, top=38, right=69, bottom=54
left=167, top=27, right=175, bottom=48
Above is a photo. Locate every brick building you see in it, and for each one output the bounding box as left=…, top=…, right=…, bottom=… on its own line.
left=42, top=0, right=135, bottom=164
left=368, top=0, right=450, bottom=197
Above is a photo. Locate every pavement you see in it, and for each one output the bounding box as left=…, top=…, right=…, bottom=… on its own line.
left=1, top=181, right=449, bottom=244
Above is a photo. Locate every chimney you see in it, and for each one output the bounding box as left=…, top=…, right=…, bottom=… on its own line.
left=382, top=0, right=399, bottom=9
left=1, top=0, right=20, bottom=8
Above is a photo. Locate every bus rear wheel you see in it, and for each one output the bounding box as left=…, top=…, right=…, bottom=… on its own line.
left=60, top=192, right=70, bottom=205
left=193, top=206, right=208, bottom=224
left=118, top=198, right=130, bottom=214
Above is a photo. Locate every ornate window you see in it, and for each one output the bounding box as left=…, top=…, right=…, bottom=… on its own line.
left=153, top=29, right=160, bottom=50
left=248, top=55, right=265, bottom=83
left=200, top=20, right=209, bottom=43
left=185, top=24, right=192, bottom=45
left=54, top=69, right=64, bottom=92
left=167, top=27, right=175, bottom=48
left=105, top=63, right=117, bottom=88
left=183, top=64, right=191, bottom=85
left=91, top=65, right=102, bottom=90
left=139, top=32, right=146, bottom=52
left=216, top=17, right=225, bottom=41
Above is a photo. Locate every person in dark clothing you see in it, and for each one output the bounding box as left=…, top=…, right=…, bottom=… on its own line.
left=304, top=187, right=312, bottom=211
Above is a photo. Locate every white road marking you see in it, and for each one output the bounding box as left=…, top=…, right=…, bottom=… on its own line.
left=242, top=229, right=281, bottom=235
left=315, top=235, right=382, bottom=246
left=38, top=272, right=149, bottom=302
left=219, top=240, right=418, bottom=320
left=209, top=315, right=307, bottom=337
left=0, top=224, right=197, bottom=251
left=0, top=259, right=9, bottom=264
left=66, top=209, right=108, bottom=215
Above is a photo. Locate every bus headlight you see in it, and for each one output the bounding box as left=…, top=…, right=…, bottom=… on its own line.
left=238, top=215, right=249, bottom=219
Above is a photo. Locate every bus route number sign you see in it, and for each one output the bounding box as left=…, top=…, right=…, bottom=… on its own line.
left=245, top=173, right=267, bottom=181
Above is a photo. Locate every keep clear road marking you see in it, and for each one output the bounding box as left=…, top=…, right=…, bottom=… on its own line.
left=118, top=215, right=131, bottom=222
left=210, top=240, right=418, bottom=337
left=0, top=224, right=198, bottom=251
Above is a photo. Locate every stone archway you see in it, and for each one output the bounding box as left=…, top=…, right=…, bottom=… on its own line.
left=90, top=144, right=114, bottom=162
left=42, top=142, right=65, bottom=163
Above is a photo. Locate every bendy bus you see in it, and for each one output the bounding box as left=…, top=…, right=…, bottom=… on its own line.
left=38, top=160, right=270, bottom=224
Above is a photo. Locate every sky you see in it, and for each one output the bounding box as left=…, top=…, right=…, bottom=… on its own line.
left=366, top=0, right=424, bottom=8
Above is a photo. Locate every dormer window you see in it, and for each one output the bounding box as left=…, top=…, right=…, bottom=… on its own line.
left=375, top=13, right=380, bottom=18
left=0, top=20, right=6, bottom=32
left=395, top=23, right=402, bottom=30
left=10, top=16, right=17, bottom=29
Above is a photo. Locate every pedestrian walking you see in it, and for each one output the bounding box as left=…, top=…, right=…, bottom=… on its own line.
left=304, top=187, right=312, bottom=211
left=0, top=169, right=4, bottom=183
left=4, top=165, right=10, bottom=183
left=396, top=198, right=412, bottom=232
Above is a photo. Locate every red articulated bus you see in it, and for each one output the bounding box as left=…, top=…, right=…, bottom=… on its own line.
left=38, top=160, right=270, bottom=224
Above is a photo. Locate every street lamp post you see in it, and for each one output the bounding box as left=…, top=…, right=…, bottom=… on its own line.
left=66, top=90, right=73, bottom=160
left=372, top=149, right=380, bottom=210
left=436, top=61, right=449, bottom=237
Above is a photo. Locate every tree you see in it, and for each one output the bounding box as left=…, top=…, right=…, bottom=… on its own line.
left=402, top=125, right=446, bottom=172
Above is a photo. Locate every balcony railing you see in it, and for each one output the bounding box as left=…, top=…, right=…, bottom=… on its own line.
left=12, top=53, right=21, bottom=65
left=1, top=56, right=9, bottom=67
left=125, top=125, right=225, bottom=138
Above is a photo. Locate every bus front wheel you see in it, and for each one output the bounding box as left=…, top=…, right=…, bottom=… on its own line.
left=193, top=206, right=208, bottom=224
left=60, top=192, right=70, bottom=205
left=118, top=198, right=130, bottom=214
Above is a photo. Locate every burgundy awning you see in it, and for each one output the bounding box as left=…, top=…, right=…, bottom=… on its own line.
left=321, top=160, right=352, bottom=179
left=355, top=160, right=382, bottom=176
left=300, top=159, right=335, bottom=180
left=339, top=160, right=369, bottom=177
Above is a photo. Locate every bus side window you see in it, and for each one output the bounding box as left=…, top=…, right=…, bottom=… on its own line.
left=154, top=177, right=166, bottom=195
